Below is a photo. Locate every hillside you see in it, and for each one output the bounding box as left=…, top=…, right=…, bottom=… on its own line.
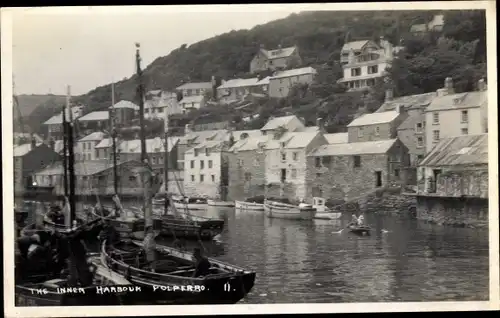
left=35, top=10, right=486, bottom=135
left=14, top=94, right=66, bottom=132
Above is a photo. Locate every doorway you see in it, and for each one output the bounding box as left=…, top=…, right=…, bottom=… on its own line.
left=375, top=171, right=382, bottom=187
left=280, top=169, right=287, bottom=183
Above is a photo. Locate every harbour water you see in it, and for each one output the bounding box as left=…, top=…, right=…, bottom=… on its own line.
left=20, top=199, right=489, bottom=303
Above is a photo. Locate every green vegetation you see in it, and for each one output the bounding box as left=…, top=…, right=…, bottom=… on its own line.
left=24, top=10, right=486, bottom=136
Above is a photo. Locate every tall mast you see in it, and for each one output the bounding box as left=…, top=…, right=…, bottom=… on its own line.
left=163, top=108, right=169, bottom=215
left=62, top=107, right=69, bottom=198
left=136, top=43, right=152, bottom=228
left=111, top=81, right=119, bottom=205
left=66, top=85, right=76, bottom=224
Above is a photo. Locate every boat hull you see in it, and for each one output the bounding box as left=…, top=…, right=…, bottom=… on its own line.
left=173, top=202, right=207, bottom=210
left=207, top=200, right=235, bottom=207
left=235, top=200, right=264, bottom=211
left=314, top=212, right=342, bottom=220
left=103, top=241, right=256, bottom=304
left=264, top=200, right=316, bottom=220
left=348, top=225, right=371, bottom=236
left=160, top=217, right=224, bottom=241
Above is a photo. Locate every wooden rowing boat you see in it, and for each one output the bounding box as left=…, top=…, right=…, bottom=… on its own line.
left=235, top=195, right=265, bottom=211
left=102, top=240, right=256, bottom=304
left=347, top=225, right=371, bottom=236
left=264, top=198, right=316, bottom=220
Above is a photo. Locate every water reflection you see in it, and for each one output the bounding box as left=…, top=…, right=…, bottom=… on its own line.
left=20, top=200, right=489, bottom=303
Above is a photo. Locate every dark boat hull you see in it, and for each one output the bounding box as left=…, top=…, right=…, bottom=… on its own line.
left=348, top=225, right=371, bottom=236
left=160, top=217, right=224, bottom=241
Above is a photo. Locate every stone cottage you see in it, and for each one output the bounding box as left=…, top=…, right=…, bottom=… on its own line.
left=306, top=138, right=410, bottom=201
left=249, top=45, right=302, bottom=74
left=347, top=108, right=408, bottom=143
left=416, top=133, right=488, bottom=227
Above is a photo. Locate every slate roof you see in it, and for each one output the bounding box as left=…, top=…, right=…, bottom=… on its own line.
left=78, top=132, right=106, bottom=142
left=109, top=100, right=139, bottom=111
left=266, top=132, right=319, bottom=150
left=33, top=159, right=141, bottom=176
left=176, top=82, right=212, bottom=90
left=77, top=111, right=109, bottom=122
left=178, top=129, right=228, bottom=145
left=324, top=133, right=349, bottom=144
left=179, top=95, right=204, bottom=105
left=310, top=139, right=398, bottom=156
left=419, top=134, right=488, bottom=167
left=341, top=40, right=378, bottom=52
left=217, top=78, right=261, bottom=90
left=425, top=91, right=487, bottom=112
left=260, top=115, right=298, bottom=131
left=347, top=111, right=400, bottom=127
left=43, top=106, right=83, bottom=125
left=261, top=46, right=297, bottom=60
left=376, top=92, right=437, bottom=112
left=13, top=142, right=43, bottom=157
left=270, top=67, right=317, bottom=80
left=229, top=135, right=269, bottom=152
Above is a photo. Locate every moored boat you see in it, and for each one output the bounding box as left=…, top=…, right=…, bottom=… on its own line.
left=173, top=196, right=208, bottom=210
left=102, top=240, right=256, bottom=304
left=264, top=198, right=316, bottom=220
left=207, top=199, right=235, bottom=207
left=235, top=195, right=265, bottom=211
left=312, top=197, right=341, bottom=220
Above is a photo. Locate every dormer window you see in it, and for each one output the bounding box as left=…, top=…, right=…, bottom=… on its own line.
left=205, top=148, right=210, bottom=156
left=281, top=152, right=286, bottom=161
left=194, top=149, right=199, bottom=157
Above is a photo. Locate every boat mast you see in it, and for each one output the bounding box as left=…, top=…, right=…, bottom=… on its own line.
left=66, top=85, right=76, bottom=224
left=163, top=105, right=169, bottom=216
left=62, top=107, right=69, bottom=199
left=135, top=43, right=153, bottom=228
left=111, top=81, right=120, bottom=212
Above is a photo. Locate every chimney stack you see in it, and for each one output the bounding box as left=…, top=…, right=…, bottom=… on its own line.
left=478, top=78, right=487, bottom=91
left=444, top=77, right=454, bottom=95
left=49, top=138, right=55, bottom=150
left=185, top=124, right=192, bottom=134
left=385, top=88, right=394, bottom=102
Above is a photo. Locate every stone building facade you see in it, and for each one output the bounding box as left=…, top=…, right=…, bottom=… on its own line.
left=306, top=139, right=409, bottom=201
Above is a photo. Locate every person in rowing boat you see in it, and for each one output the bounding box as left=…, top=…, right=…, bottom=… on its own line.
left=350, top=214, right=359, bottom=226
left=192, top=247, right=211, bottom=278
left=357, top=215, right=365, bottom=227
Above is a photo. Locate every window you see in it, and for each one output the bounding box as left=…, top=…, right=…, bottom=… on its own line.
left=367, top=65, right=378, bottom=74
left=190, top=160, right=195, bottom=169
left=281, top=152, right=286, bottom=161
left=433, top=130, right=440, bottom=141
left=208, top=160, right=213, bottom=168
left=321, top=156, right=331, bottom=166
left=315, top=157, right=321, bottom=168
left=253, top=158, right=259, bottom=166
left=433, top=112, right=439, bottom=124
left=461, top=110, right=468, bottom=123
left=417, top=137, right=424, bottom=148
left=205, top=149, right=210, bottom=156
left=280, top=169, right=286, bottom=182
left=415, top=123, right=423, bottom=133
left=316, top=173, right=322, bottom=178
left=244, top=172, right=252, bottom=181
left=129, top=176, right=136, bottom=181
left=351, top=68, right=361, bottom=76
left=417, top=155, right=424, bottom=162
left=353, top=155, right=361, bottom=168
left=211, top=175, right=215, bottom=182
left=158, top=108, right=164, bottom=113
left=375, top=126, right=380, bottom=136
left=191, top=175, right=195, bottom=182
left=200, top=160, right=204, bottom=169
left=461, top=128, right=468, bottom=135
left=291, top=169, right=297, bottom=179
left=152, top=157, right=157, bottom=164
left=194, top=149, right=199, bottom=157
left=394, top=169, right=400, bottom=178
left=293, top=152, right=298, bottom=161
left=238, top=159, right=244, bottom=166
left=200, top=174, right=204, bottom=182
left=358, top=127, right=364, bottom=138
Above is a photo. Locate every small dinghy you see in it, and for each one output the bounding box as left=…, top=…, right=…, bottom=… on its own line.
left=347, top=225, right=371, bottom=236
left=207, top=200, right=235, bottom=207
left=235, top=195, right=265, bottom=211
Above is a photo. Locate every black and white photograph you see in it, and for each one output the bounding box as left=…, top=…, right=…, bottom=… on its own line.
left=2, top=2, right=498, bottom=317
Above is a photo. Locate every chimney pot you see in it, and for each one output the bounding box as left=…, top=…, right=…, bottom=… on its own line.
left=316, top=117, right=324, bottom=131
left=30, top=135, right=37, bottom=150
left=444, top=77, right=454, bottom=94
left=185, top=124, right=192, bottom=134
left=478, top=78, right=487, bottom=91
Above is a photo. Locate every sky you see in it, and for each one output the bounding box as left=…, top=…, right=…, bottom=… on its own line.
left=11, top=6, right=297, bottom=96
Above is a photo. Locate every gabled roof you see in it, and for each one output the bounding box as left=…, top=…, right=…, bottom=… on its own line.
left=324, top=133, right=348, bottom=144
left=185, top=140, right=227, bottom=154
left=260, top=115, right=299, bottom=131
left=179, top=95, right=204, bottom=104
left=119, top=137, right=179, bottom=153
left=217, top=78, right=260, bottom=90
left=95, top=138, right=112, bottom=149
left=109, top=100, right=139, bottom=111
left=33, top=159, right=143, bottom=176
left=310, top=139, right=398, bottom=157
left=419, top=134, right=488, bottom=167
left=229, top=135, right=269, bottom=152
left=78, top=132, right=105, bottom=142
left=376, top=92, right=437, bottom=112
left=77, top=111, right=109, bottom=122
left=270, top=67, right=317, bottom=80
left=341, top=40, right=378, bottom=52
left=43, top=106, right=83, bottom=125
left=347, top=111, right=400, bottom=127
left=178, top=129, right=228, bottom=145
left=13, top=142, right=44, bottom=157
left=425, top=91, right=487, bottom=112
left=260, top=46, right=297, bottom=60
left=265, top=132, right=319, bottom=150
left=231, top=130, right=263, bottom=141
left=176, top=82, right=212, bottom=90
